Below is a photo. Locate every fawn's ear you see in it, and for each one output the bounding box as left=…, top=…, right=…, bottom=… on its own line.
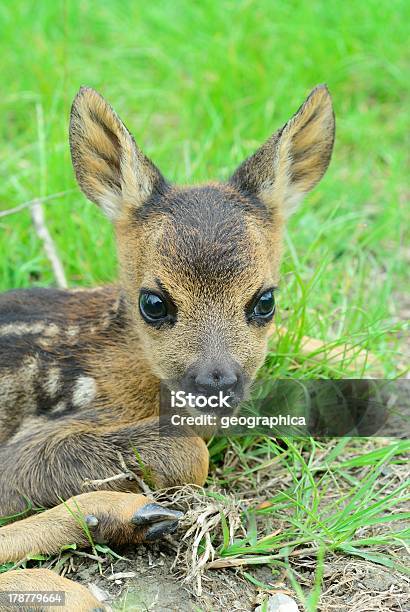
left=69, top=87, right=166, bottom=220
left=230, top=85, right=335, bottom=217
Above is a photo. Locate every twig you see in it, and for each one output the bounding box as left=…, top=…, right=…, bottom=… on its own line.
left=206, top=546, right=320, bottom=569
left=82, top=452, right=154, bottom=497
left=31, top=199, right=68, bottom=289
left=117, top=452, right=154, bottom=496
left=134, top=476, right=154, bottom=496
left=106, top=571, right=136, bottom=581
left=0, top=189, right=75, bottom=218
left=9, top=556, right=31, bottom=571
left=82, top=472, right=133, bottom=488
left=72, top=550, right=106, bottom=563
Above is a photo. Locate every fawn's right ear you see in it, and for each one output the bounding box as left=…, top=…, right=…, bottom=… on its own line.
left=69, top=87, right=166, bottom=220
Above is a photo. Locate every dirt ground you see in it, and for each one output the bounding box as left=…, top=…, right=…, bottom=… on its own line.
left=71, top=543, right=257, bottom=611
left=60, top=539, right=409, bottom=611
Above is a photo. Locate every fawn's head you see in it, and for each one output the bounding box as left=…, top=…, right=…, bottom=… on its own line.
left=70, top=86, right=334, bottom=406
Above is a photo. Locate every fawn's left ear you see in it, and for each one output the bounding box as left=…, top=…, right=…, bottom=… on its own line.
left=230, top=85, right=335, bottom=217
left=69, top=87, right=166, bottom=220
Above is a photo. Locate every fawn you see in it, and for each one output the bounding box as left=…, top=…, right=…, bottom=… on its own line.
left=0, top=85, right=334, bottom=609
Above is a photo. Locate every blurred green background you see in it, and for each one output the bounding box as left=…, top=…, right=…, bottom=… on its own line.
left=0, top=0, right=408, bottom=376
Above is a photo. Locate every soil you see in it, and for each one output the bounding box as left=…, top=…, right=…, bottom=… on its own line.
left=61, top=537, right=410, bottom=611
left=64, top=542, right=258, bottom=611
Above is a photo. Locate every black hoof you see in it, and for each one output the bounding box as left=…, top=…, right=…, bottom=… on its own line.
left=144, top=519, right=179, bottom=541
left=131, top=503, right=183, bottom=526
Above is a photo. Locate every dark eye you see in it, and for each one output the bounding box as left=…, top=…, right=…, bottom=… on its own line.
left=252, top=289, right=275, bottom=319
left=139, top=292, right=168, bottom=323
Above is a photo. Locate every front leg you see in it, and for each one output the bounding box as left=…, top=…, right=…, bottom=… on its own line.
left=0, top=416, right=209, bottom=515
left=0, top=491, right=183, bottom=564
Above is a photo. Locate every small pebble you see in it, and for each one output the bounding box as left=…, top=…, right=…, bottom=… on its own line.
left=255, top=593, right=300, bottom=612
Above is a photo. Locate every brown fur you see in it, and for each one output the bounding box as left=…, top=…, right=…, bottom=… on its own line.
left=0, top=85, right=334, bottom=599
left=0, top=568, right=103, bottom=611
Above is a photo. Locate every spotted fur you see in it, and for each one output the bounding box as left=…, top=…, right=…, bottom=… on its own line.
left=0, top=86, right=335, bottom=593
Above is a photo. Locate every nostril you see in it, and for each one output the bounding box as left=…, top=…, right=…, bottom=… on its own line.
left=211, top=370, right=221, bottom=383
left=195, top=369, right=238, bottom=391
left=220, top=372, right=238, bottom=389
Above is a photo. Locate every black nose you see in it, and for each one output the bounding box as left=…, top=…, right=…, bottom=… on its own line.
left=195, top=367, right=238, bottom=394
left=186, top=359, right=243, bottom=397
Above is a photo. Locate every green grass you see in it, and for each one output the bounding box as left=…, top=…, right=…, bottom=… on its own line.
left=211, top=439, right=409, bottom=569
left=0, top=0, right=408, bottom=379
left=206, top=436, right=409, bottom=609
left=0, top=1, right=409, bottom=608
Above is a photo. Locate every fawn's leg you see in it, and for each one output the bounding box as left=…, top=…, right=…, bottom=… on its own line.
left=0, top=415, right=208, bottom=515
left=0, top=419, right=199, bottom=612
left=0, top=490, right=183, bottom=564
left=0, top=569, right=104, bottom=612
left=0, top=416, right=207, bottom=562
left=0, top=418, right=202, bottom=609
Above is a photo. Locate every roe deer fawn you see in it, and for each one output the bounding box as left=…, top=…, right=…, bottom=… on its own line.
left=0, top=85, right=334, bottom=609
